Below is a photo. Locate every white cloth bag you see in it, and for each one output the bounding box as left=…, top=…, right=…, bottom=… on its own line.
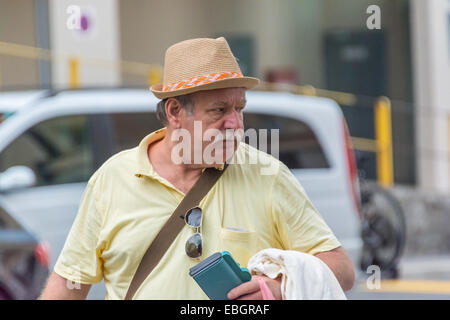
left=247, top=248, right=347, bottom=300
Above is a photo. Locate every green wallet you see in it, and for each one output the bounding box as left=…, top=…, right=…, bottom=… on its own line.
left=189, top=251, right=252, bottom=300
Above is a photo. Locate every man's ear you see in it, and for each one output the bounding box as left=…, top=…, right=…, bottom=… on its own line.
left=165, top=98, right=183, bottom=129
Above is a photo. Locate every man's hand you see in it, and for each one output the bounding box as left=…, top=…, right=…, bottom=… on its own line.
left=227, top=275, right=282, bottom=300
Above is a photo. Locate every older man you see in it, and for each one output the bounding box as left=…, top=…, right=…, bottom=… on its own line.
left=40, top=37, right=354, bottom=300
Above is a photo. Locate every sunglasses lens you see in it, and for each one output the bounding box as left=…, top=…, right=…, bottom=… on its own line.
left=185, top=233, right=202, bottom=258
left=186, top=207, right=202, bottom=227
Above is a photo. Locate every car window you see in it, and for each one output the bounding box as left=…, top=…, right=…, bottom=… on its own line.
left=0, top=110, right=328, bottom=188
left=0, top=112, right=14, bottom=125
left=105, top=111, right=330, bottom=170
left=109, top=112, right=163, bottom=153
left=0, top=206, right=21, bottom=230
left=0, top=211, right=6, bottom=229
left=243, top=113, right=330, bottom=169
left=0, top=112, right=7, bottom=125
left=0, top=115, right=94, bottom=186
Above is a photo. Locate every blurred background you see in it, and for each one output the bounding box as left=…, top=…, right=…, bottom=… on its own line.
left=0, top=0, right=449, bottom=300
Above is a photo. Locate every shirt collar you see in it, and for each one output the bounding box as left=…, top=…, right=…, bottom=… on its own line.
left=135, top=127, right=226, bottom=179
left=135, top=127, right=166, bottom=178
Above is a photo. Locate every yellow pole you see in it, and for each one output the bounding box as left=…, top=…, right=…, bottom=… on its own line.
left=301, top=85, right=317, bottom=96
left=374, top=96, right=394, bottom=187
left=69, top=57, right=79, bottom=89
left=147, top=67, right=162, bottom=87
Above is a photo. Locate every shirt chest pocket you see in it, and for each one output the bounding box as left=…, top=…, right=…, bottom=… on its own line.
left=220, top=228, right=257, bottom=267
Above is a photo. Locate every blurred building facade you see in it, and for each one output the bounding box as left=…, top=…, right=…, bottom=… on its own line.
left=0, top=0, right=40, bottom=88
left=0, top=0, right=449, bottom=193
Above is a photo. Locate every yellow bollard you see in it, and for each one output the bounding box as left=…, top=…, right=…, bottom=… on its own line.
left=374, top=96, right=394, bottom=187
left=69, top=57, right=79, bottom=89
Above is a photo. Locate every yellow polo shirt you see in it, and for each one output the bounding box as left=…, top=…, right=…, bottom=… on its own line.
left=54, top=127, right=341, bottom=300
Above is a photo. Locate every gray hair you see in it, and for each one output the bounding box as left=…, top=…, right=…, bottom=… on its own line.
left=156, top=94, right=194, bottom=125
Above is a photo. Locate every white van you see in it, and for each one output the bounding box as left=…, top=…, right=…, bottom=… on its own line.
left=0, top=88, right=362, bottom=275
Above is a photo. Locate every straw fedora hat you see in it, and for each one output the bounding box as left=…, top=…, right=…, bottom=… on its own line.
left=150, top=37, right=260, bottom=99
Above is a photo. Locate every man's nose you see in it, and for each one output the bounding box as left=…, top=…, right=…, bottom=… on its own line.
left=223, top=109, right=243, bottom=130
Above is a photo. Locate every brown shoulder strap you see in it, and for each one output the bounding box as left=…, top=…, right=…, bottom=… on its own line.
left=124, top=165, right=228, bottom=300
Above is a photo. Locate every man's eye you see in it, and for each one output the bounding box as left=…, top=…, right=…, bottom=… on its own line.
left=214, top=108, right=225, bottom=113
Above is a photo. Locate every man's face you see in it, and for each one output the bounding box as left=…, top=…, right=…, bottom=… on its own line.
left=177, top=87, right=246, bottom=166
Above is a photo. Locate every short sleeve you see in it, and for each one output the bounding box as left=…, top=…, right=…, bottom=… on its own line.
left=271, top=162, right=341, bottom=255
left=53, top=178, right=105, bottom=284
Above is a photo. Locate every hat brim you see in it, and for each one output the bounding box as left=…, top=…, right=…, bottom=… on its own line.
left=150, top=76, right=260, bottom=99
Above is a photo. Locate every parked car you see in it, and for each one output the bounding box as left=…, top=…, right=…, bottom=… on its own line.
left=0, top=88, right=362, bottom=295
left=0, top=199, right=49, bottom=299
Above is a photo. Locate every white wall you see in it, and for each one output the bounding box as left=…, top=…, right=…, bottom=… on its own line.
left=411, top=0, right=450, bottom=193
left=49, top=0, right=120, bottom=88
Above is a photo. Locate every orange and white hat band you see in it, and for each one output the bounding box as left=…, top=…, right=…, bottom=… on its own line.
left=162, top=71, right=243, bottom=92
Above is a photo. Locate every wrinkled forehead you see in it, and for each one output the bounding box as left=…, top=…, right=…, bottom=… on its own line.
left=192, top=87, right=247, bottom=107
